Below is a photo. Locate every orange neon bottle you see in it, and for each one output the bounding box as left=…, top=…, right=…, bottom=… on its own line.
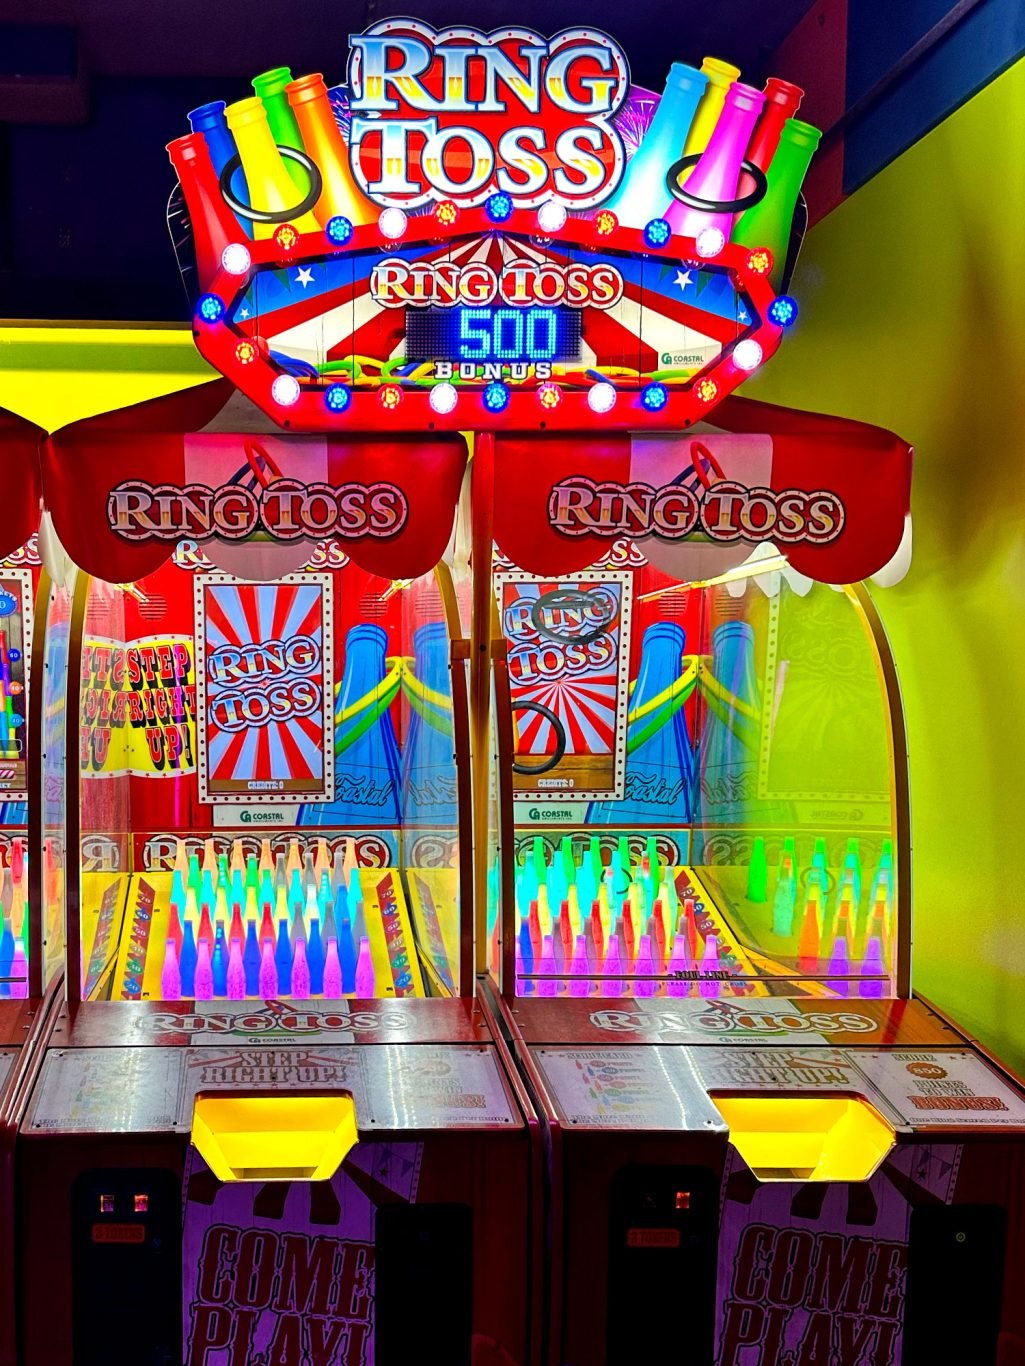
left=224, top=96, right=321, bottom=239
left=286, top=73, right=376, bottom=226
left=167, top=133, right=245, bottom=290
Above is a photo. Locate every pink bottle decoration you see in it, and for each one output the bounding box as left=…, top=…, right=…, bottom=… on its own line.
left=322, top=939, right=343, bottom=997
left=861, top=937, right=885, bottom=998
left=515, top=940, right=526, bottom=998
left=570, top=934, right=590, bottom=997
left=354, top=936, right=375, bottom=996
left=226, top=938, right=246, bottom=1000
left=665, top=82, right=766, bottom=240
left=667, top=930, right=692, bottom=998
left=160, top=939, right=182, bottom=1001
left=698, top=933, right=721, bottom=999
left=291, top=939, right=311, bottom=999
left=258, top=939, right=278, bottom=998
left=10, top=943, right=27, bottom=999
left=634, top=934, right=656, bottom=998
left=194, top=940, right=214, bottom=1001
left=537, top=935, right=557, bottom=998
left=603, top=931, right=626, bottom=997
left=827, top=935, right=849, bottom=998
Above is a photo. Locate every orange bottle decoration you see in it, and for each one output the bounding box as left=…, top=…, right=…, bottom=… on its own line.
left=286, top=73, right=376, bottom=226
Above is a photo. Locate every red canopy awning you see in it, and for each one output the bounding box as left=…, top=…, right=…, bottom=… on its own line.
left=0, top=407, right=44, bottom=560
left=492, top=395, right=913, bottom=584
left=43, top=380, right=469, bottom=583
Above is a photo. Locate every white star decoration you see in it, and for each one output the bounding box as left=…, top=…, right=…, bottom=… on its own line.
left=238, top=305, right=250, bottom=319
left=674, top=269, right=693, bottom=292
left=296, top=266, right=314, bottom=288
left=738, top=307, right=750, bottom=323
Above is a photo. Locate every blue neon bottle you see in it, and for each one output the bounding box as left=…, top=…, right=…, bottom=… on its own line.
left=187, top=101, right=253, bottom=238
left=601, top=64, right=708, bottom=227
left=0, top=917, right=12, bottom=999
left=179, top=921, right=198, bottom=998
left=401, top=622, right=457, bottom=825
left=275, top=919, right=292, bottom=993
left=300, top=624, right=402, bottom=826
left=243, top=920, right=261, bottom=995
left=698, top=620, right=760, bottom=824
left=211, top=924, right=228, bottom=996
left=588, top=623, right=695, bottom=825
left=307, top=917, right=325, bottom=995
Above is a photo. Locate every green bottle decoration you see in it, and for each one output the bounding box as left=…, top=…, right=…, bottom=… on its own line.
left=747, top=836, right=768, bottom=903
left=252, top=67, right=307, bottom=190
left=732, top=117, right=821, bottom=287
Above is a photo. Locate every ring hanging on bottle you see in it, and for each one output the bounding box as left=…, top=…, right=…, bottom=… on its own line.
left=664, top=155, right=767, bottom=214
left=511, top=700, right=567, bottom=776
left=218, top=146, right=323, bottom=224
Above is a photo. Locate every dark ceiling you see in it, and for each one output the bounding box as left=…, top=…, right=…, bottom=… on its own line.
left=0, top=0, right=817, bottom=320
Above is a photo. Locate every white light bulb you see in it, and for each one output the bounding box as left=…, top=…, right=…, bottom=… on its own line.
left=537, top=200, right=568, bottom=234
left=271, top=374, right=301, bottom=407
left=733, top=339, right=763, bottom=371
left=429, top=382, right=458, bottom=414
left=587, top=382, right=617, bottom=414
left=220, top=242, right=251, bottom=275
left=696, top=227, right=726, bottom=258
left=378, top=207, right=408, bottom=240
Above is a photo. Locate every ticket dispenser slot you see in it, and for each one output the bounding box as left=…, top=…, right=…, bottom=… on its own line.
left=606, top=1166, right=717, bottom=1362
left=72, top=1168, right=181, bottom=1366
left=714, top=1094, right=895, bottom=1182
left=190, top=1092, right=358, bottom=1182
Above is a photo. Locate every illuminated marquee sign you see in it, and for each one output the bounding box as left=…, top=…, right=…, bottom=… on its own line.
left=194, top=575, right=335, bottom=804
left=108, top=480, right=408, bottom=542
left=549, top=478, right=846, bottom=544
left=347, top=20, right=629, bottom=208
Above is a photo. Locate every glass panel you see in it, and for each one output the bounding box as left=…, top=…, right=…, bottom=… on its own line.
left=41, top=572, right=73, bottom=991
left=499, top=546, right=898, bottom=1001
left=76, top=552, right=465, bottom=1003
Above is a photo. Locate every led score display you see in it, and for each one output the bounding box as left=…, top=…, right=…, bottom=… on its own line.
left=405, top=306, right=582, bottom=365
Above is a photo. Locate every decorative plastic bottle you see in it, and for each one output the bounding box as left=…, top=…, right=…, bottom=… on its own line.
left=258, top=940, right=278, bottom=998
left=160, top=940, right=182, bottom=1001
left=322, top=938, right=343, bottom=997
left=697, top=620, right=759, bottom=825
left=167, top=133, right=246, bottom=290
left=286, top=73, right=376, bottom=225
left=188, top=102, right=240, bottom=182
left=302, top=623, right=402, bottom=826
left=354, top=936, right=376, bottom=995
left=666, top=82, right=765, bottom=239
left=588, top=622, right=695, bottom=825
left=732, top=118, right=822, bottom=286
left=224, top=96, right=321, bottom=239
left=401, top=622, right=457, bottom=825
left=251, top=68, right=307, bottom=190
left=602, top=63, right=708, bottom=227
left=746, top=79, right=804, bottom=173
left=684, top=58, right=741, bottom=157
left=226, top=939, right=246, bottom=1000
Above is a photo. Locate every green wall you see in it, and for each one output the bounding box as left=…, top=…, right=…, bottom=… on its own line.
left=754, top=57, right=1025, bottom=1073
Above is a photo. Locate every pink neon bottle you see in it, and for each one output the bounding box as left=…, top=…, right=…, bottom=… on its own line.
left=665, top=82, right=766, bottom=241
left=258, top=939, right=277, bottom=998
left=160, top=939, right=182, bottom=1001
left=322, top=938, right=343, bottom=997
left=193, top=940, right=214, bottom=1001
left=225, top=938, right=246, bottom=1000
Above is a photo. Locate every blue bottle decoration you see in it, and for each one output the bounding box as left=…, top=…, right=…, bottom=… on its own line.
left=601, top=64, right=709, bottom=226
left=697, top=620, right=760, bottom=824
left=243, top=920, right=261, bottom=995
left=180, top=921, right=198, bottom=997
left=588, top=622, right=695, bottom=825
left=401, top=622, right=458, bottom=825
left=0, top=918, right=12, bottom=999
left=275, top=919, right=292, bottom=993
left=300, top=624, right=402, bottom=826
left=307, top=916, right=325, bottom=995
left=187, top=101, right=253, bottom=238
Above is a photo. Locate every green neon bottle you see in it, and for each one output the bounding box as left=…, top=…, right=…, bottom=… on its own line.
left=252, top=67, right=307, bottom=190
left=732, top=117, right=821, bottom=287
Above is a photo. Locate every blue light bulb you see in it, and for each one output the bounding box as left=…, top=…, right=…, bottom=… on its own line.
left=768, top=295, right=799, bottom=327
left=483, top=381, right=510, bottom=412
left=196, top=293, right=225, bottom=323
left=486, top=192, right=513, bottom=223
left=326, top=215, right=354, bottom=244
left=324, top=382, right=351, bottom=412
left=643, top=218, right=671, bottom=249
left=641, top=381, right=668, bottom=411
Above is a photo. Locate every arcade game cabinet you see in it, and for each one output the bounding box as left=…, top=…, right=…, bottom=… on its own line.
left=461, top=34, right=1025, bottom=1366
left=14, top=22, right=555, bottom=1352
left=0, top=408, right=61, bottom=1366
